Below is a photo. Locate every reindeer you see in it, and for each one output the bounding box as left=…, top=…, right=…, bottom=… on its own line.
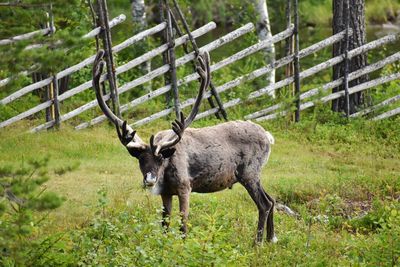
left=92, top=50, right=277, bottom=243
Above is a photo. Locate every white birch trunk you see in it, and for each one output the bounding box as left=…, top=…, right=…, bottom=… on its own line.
left=131, top=0, right=146, bottom=27
left=131, top=0, right=152, bottom=91
left=254, top=0, right=276, bottom=97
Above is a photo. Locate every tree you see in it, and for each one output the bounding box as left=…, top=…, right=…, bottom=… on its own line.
left=0, top=1, right=94, bottom=121
left=130, top=0, right=152, bottom=92
left=253, top=0, right=276, bottom=97
left=332, top=0, right=368, bottom=113
left=131, top=0, right=146, bottom=27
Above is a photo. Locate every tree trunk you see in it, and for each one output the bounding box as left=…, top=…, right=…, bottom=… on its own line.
left=332, top=0, right=368, bottom=113
left=131, top=0, right=146, bottom=27
left=131, top=0, right=152, bottom=92
left=253, top=0, right=276, bottom=97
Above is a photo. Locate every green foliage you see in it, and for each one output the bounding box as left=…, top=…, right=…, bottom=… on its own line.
left=0, top=157, right=72, bottom=266
left=299, top=0, right=332, bottom=26
left=0, top=1, right=400, bottom=264
left=366, top=0, right=400, bottom=23
left=0, top=0, right=92, bottom=97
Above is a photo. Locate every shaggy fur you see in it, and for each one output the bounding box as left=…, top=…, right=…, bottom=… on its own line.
left=131, top=120, right=276, bottom=243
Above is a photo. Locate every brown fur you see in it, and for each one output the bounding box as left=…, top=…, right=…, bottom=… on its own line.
left=129, top=120, right=276, bottom=243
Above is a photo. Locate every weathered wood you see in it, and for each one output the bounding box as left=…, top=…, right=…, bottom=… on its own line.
left=170, top=9, right=220, bottom=119
left=351, top=94, right=400, bottom=118
left=98, top=0, right=120, bottom=116
left=245, top=50, right=400, bottom=120
left=0, top=15, right=126, bottom=87
left=117, top=22, right=214, bottom=74
left=0, top=101, right=52, bottom=129
left=24, top=14, right=126, bottom=50
left=131, top=97, right=242, bottom=127
left=46, top=78, right=53, bottom=123
left=208, top=31, right=349, bottom=102
left=165, top=6, right=180, bottom=119
left=172, top=0, right=228, bottom=120
left=0, top=22, right=166, bottom=105
left=33, top=23, right=254, bottom=131
left=285, top=0, right=294, bottom=89
left=0, top=27, right=53, bottom=46
left=256, top=72, right=400, bottom=121
left=248, top=33, right=398, bottom=99
left=77, top=23, right=290, bottom=129
left=293, top=0, right=300, bottom=122
left=0, top=22, right=319, bottom=127
left=60, top=22, right=216, bottom=102
left=52, top=77, right=61, bottom=127
left=0, top=77, right=54, bottom=106
left=372, top=107, right=400, bottom=121
left=212, top=25, right=293, bottom=73
left=24, top=41, right=63, bottom=51
left=179, top=29, right=353, bottom=110
left=194, top=99, right=241, bottom=121
left=83, top=14, right=126, bottom=39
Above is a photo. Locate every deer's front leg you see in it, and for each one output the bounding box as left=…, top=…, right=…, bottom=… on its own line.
left=178, top=191, right=190, bottom=236
left=161, top=194, right=173, bottom=229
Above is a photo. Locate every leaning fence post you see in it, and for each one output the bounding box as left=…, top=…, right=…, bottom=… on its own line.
left=97, top=0, right=121, bottom=117
left=47, top=5, right=61, bottom=129
left=169, top=10, right=221, bottom=120
left=172, top=0, right=228, bottom=121
left=285, top=0, right=294, bottom=102
left=159, top=0, right=172, bottom=108
left=293, top=0, right=301, bottom=122
left=164, top=0, right=181, bottom=120
left=343, top=0, right=351, bottom=118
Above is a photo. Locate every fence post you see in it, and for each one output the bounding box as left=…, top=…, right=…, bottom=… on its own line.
left=169, top=10, right=222, bottom=120
left=97, top=0, right=121, bottom=117
left=172, top=0, right=228, bottom=121
left=285, top=0, right=294, bottom=102
left=343, top=0, right=350, bottom=118
left=293, top=0, right=301, bottom=122
left=47, top=5, right=61, bottom=129
left=164, top=0, right=180, bottom=120
left=159, top=0, right=172, bottom=108
left=52, top=76, right=61, bottom=127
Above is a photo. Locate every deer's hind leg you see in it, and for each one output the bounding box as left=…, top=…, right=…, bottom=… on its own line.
left=260, top=188, right=277, bottom=242
left=239, top=177, right=273, bottom=244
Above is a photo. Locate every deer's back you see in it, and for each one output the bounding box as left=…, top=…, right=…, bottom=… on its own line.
left=170, top=121, right=272, bottom=193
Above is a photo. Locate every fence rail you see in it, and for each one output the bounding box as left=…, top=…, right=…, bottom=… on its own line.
left=0, top=27, right=54, bottom=46
left=0, top=14, right=127, bottom=89
left=31, top=22, right=252, bottom=132
left=0, top=3, right=399, bottom=133
left=256, top=73, right=400, bottom=121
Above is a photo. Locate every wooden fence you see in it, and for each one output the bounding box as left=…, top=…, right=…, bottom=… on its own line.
left=0, top=2, right=399, bottom=132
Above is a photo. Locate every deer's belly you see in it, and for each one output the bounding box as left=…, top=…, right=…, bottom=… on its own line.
left=190, top=169, right=237, bottom=193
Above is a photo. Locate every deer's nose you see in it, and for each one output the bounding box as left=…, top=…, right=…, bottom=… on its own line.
left=144, top=172, right=157, bottom=186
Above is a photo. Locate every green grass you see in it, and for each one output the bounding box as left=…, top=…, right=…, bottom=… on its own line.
left=0, top=117, right=399, bottom=266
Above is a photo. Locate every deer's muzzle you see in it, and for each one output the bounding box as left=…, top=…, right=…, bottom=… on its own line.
left=144, top=172, right=157, bottom=187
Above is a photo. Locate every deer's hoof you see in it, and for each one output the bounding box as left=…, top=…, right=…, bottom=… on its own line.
left=270, top=235, right=278, bottom=243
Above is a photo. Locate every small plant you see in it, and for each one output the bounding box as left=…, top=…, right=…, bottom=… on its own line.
left=0, top=157, right=65, bottom=266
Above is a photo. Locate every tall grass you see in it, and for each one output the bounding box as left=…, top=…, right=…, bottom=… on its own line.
left=0, top=115, right=399, bottom=265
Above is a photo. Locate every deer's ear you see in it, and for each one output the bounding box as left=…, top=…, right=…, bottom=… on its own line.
left=160, top=148, right=176, bottom=159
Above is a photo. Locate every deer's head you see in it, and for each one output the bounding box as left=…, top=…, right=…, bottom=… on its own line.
left=92, top=50, right=210, bottom=187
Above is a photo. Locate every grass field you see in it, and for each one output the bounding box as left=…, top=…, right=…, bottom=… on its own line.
left=0, top=117, right=399, bottom=266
